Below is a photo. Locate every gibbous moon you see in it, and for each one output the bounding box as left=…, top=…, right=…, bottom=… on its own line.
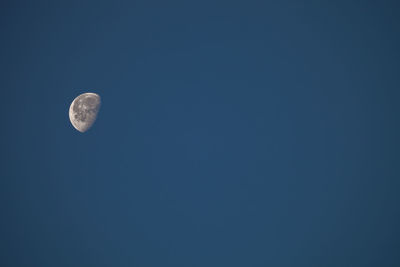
left=69, top=92, right=101, bottom=132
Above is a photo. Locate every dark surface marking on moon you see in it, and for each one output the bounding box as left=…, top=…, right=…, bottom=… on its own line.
left=73, top=95, right=100, bottom=123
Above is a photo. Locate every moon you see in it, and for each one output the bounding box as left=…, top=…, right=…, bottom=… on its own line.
left=69, top=92, right=101, bottom=132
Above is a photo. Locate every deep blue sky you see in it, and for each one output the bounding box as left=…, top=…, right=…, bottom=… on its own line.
left=1, top=1, right=400, bottom=266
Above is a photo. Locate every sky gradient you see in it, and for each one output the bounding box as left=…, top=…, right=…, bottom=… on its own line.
left=1, top=1, right=400, bottom=266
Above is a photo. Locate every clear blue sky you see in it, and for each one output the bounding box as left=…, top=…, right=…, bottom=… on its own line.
left=1, top=1, right=400, bottom=266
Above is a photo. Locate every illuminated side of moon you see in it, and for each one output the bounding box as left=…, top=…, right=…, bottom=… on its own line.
left=69, top=92, right=101, bottom=132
